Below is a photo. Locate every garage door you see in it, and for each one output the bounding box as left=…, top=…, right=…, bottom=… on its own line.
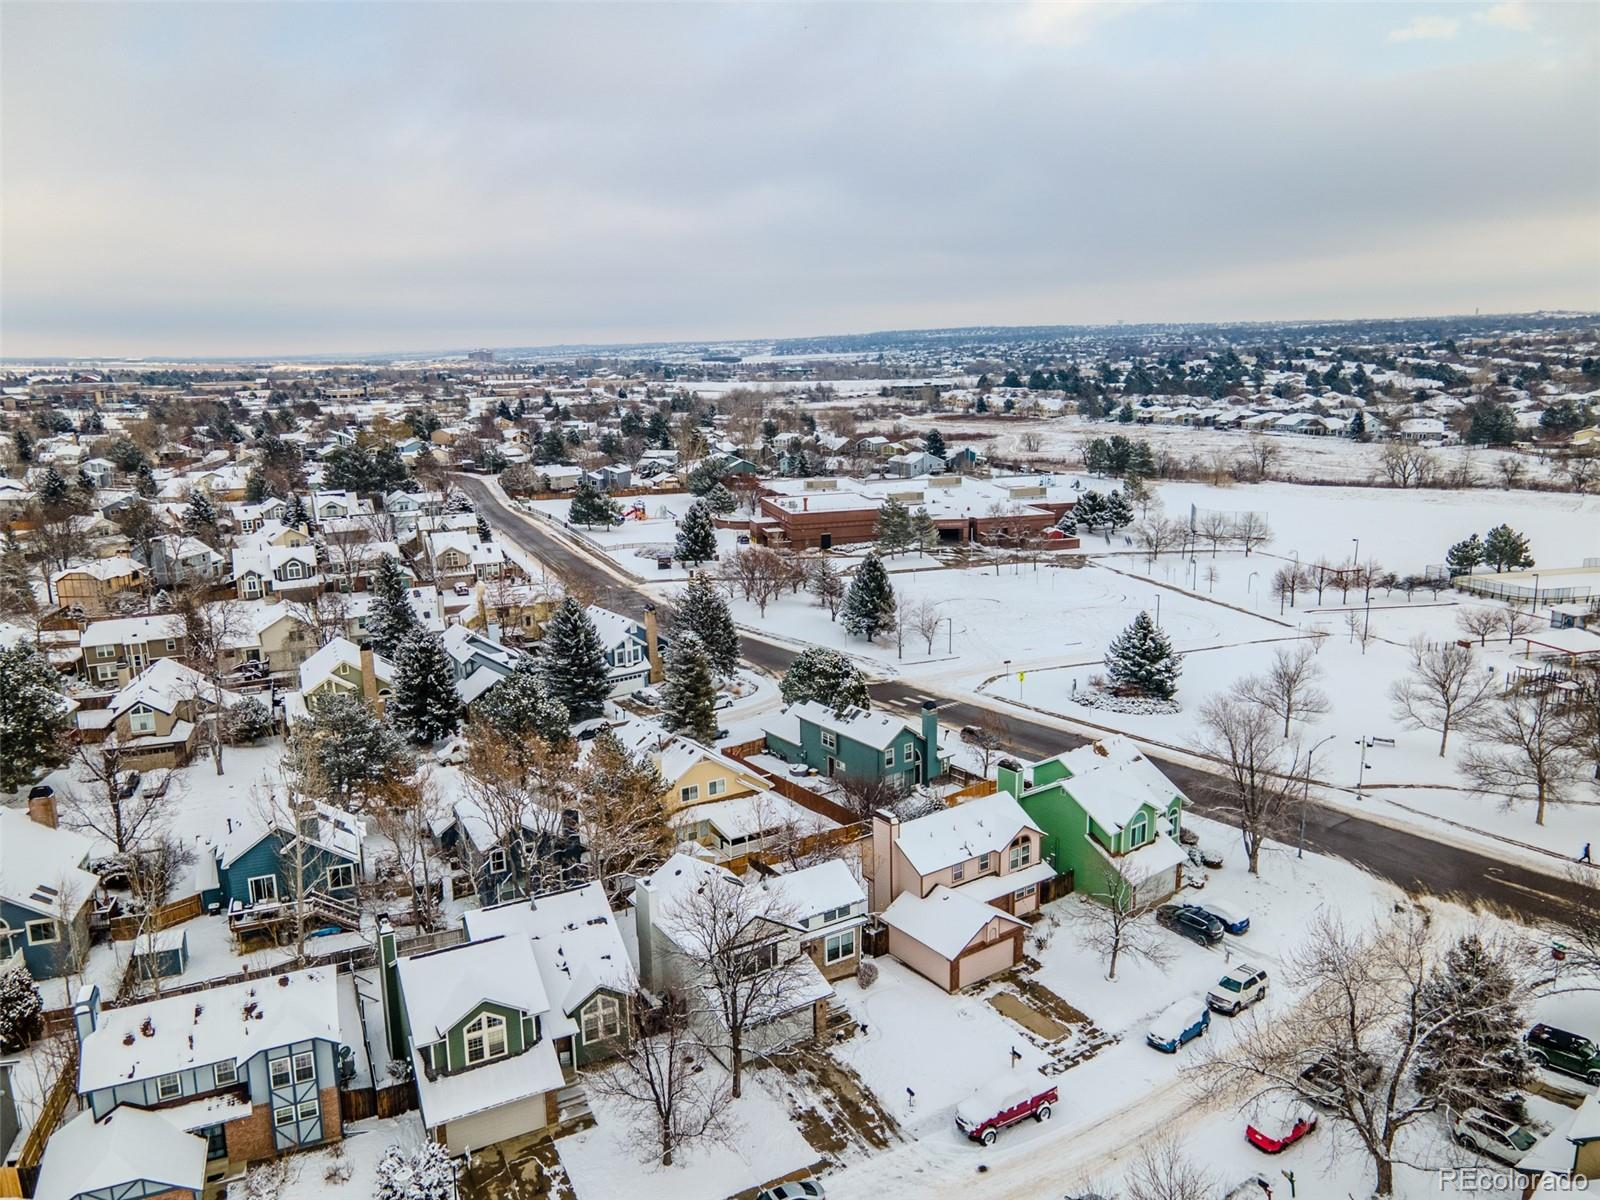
left=1135, top=867, right=1178, bottom=908
left=957, top=939, right=1017, bottom=989
left=443, top=1094, right=546, bottom=1156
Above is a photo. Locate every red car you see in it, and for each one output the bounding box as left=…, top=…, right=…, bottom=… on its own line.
left=1245, top=1097, right=1318, bottom=1154
left=954, top=1074, right=1058, bottom=1147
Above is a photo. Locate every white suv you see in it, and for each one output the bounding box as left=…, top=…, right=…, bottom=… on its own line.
left=1453, top=1108, right=1536, bottom=1165
left=1207, top=964, right=1268, bottom=1015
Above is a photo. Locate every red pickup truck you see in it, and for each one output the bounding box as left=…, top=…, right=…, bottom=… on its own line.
left=954, top=1074, right=1058, bottom=1146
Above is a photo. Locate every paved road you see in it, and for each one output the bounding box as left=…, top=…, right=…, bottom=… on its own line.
left=458, top=474, right=1593, bottom=929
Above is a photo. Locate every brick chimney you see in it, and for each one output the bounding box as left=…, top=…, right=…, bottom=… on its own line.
left=643, top=604, right=664, bottom=684
left=28, top=790, right=59, bottom=829
left=358, top=647, right=384, bottom=714
left=868, top=808, right=900, bottom=913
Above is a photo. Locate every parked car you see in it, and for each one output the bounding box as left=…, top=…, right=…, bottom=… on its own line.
left=1453, top=1108, right=1537, bottom=1165
left=714, top=690, right=736, bottom=710
left=1245, top=1097, right=1318, bottom=1154
left=434, top=739, right=469, bottom=766
left=756, top=1182, right=825, bottom=1200
left=1146, top=996, right=1210, bottom=1053
left=1195, top=899, right=1250, bottom=935
left=954, top=1074, right=1058, bottom=1146
left=1297, top=1053, right=1381, bottom=1108
left=1156, top=903, right=1223, bottom=946
left=635, top=685, right=663, bottom=707
left=228, top=659, right=267, bottom=680
left=117, top=771, right=142, bottom=799
left=1208, top=964, right=1269, bottom=1015
left=1525, top=1023, right=1600, bottom=1085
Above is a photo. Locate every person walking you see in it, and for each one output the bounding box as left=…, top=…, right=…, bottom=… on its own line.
left=1580, top=842, right=1593, bottom=864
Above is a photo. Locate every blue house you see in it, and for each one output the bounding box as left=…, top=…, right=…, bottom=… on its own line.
left=440, top=624, right=525, bottom=707
left=435, top=799, right=583, bottom=906
left=0, top=808, right=99, bottom=982
left=208, top=802, right=365, bottom=935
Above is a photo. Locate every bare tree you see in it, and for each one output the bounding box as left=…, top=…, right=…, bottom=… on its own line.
left=963, top=711, right=1009, bottom=776
left=908, top=598, right=943, bottom=655
left=1230, top=512, right=1273, bottom=556
left=574, top=729, right=675, bottom=904
left=1497, top=606, right=1538, bottom=646
left=371, top=769, right=449, bottom=931
left=661, top=871, right=812, bottom=1099
left=1197, top=695, right=1300, bottom=874
left=1238, top=438, right=1281, bottom=482
left=1545, top=865, right=1600, bottom=993
left=1134, top=518, right=1186, bottom=564
left=127, top=836, right=196, bottom=998
left=1455, top=606, right=1502, bottom=647
left=283, top=591, right=351, bottom=649
left=1069, top=876, right=1171, bottom=981
left=1496, top=456, right=1528, bottom=489
left=717, top=547, right=787, bottom=617
left=1234, top=644, right=1330, bottom=738
left=1199, top=910, right=1524, bottom=1197
left=587, top=992, right=731, bottom=1166
left=1378, top=442, right=1437, bottom=488
left=461, top=727, right=565, bottom=902
left=1196, top=510, right=1232, bottom=556
left=62, top=741, right=172, bottom=857
left=1388, top=638, right=1495, bottom=757
left=1463, top=684, right=1586, bottom=826
left=807, top=556, right=846, bottom=621
left=1123, top=1137, right=1215, bottom=1200
left=174, top=586, right=248, bottom=775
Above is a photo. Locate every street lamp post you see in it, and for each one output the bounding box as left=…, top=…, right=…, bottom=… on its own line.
left=1299, top=733, right=1337, bottom=859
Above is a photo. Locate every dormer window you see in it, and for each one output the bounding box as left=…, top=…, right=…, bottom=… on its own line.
left=129, top=705, right=157, bottom=735
left=283, top=561, right=304, bottom=580
left=1126, top=814, right=1149, bottom=848
left=464, top=1012, right=508, bottom=1064
left=1007, top=835, right=1032, bottom=871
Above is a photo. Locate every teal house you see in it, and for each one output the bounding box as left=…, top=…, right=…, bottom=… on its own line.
left=209, top=802, right=365, bottom=933
left=762, top=699, right=948, bottom=790
left=997, top=735, right=1187, bottom=905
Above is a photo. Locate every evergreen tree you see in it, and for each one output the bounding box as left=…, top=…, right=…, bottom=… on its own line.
left=1055, top=509, right=1078, bottom=535
left=661, top=633, right=719, bottom=744
left=1104, top=489, right=1134, bottom=531
left=1117, top=402, right=1135, bottom=424
left=537, top=427, right=568, bottom=464
left=874, top=497, right=914, bottom=556
left=1483, top=524, right=1534, bottom=572
left=135, top=463, right=157, bottom=498
left=841, top=554, right=896, bottom=642
left=924, top=428, right=947, bottom=459
left=476, top=514, right=492, bottom=543
left=674, top=499, right=717, bottom=565
left=676, top=573, right=740, bottom=677
left=1002, top=397, right=1015, bottom=413
left=0, top=642, right=73, bottom=790
left=389, top=629, right=462, bottom=744
left=475, top=656, right=570, bottom=742
left=705, top=482, right=737, bottom=516
left=368, top=555, right=417, bottom=658
left=182, top=491, right=218, bottom=536
left=297, top=694, right=411, bottom=801
left=685, top=459, right=728, bottom=496
left=974, top=395, right=989, bottom=414
left=38, top=467, right=69, bottom=509
left=244, top=471, right=270, bottom=503
left=537, top=597, right=612, bottom=723
left=1445, top=534, right=1485, bottom=577
left=445, top=491, right=475, bottom=514
left=1348, top=410, right=1368, bottom=440
left=0, top=530, right=38, bottom=623
left=1466, top=401, right=1517, bottom=447
left=0, top=958, right=44, bottom=1051
left=1414, top=934, right=1531, bottom=1117
left=1073, top=490, right=1109, bottom=531
left=282, top=493, right=311, bottom=530
left=374, top=1142, right=454, bottom=1200
left=644, top=409, right=672, bottom=447
left=569, top=479, right=621, bottom=528
left=910, top=506, right=938, bottom=551
left=13, top=430, right=31, bottom=463
left=1103, top=611, right=1181, bottom=700
left=779, top=647, right=870, bottom=715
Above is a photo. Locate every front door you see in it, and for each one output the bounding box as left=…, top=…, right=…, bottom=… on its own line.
left=820, top=533, right=832, bottom=549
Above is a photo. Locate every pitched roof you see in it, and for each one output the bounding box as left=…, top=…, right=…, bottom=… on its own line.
left=892, top=791, right=1041, bottom=876
left=1039, top=735, right=1185, bottom=833
left=879, top=885, right=1024, bottom=960
left=34, top=1108, right=207, bottom=1200
left=396, top=933, right=549, bottom=1042
left=0, top=808, right=98, bottom=918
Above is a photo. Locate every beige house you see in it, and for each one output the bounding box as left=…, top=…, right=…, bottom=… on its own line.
left=51, top=556, right=144, bottom=615
left=80, top=614, right=186, bottom=687
left=79, top=658, right=244, bottom=768
left=296, top=637, right=393, bottom=717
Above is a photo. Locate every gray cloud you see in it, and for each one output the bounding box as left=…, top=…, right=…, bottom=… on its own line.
left=2, top=1, right=1597, bottom=357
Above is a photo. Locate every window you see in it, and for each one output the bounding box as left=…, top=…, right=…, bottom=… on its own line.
left=1013, top=884, right=1037, bottom=901
left=326, top=863, right=356, bottom=890
left=213, top=1059, right=237, bottom=1087
left=582, top=995, right=622, bottom=1043
left=821, top=905, right=852, bottom=923
left=679, top=784, right=700, bottom=805
left=270, top=1058, right=291, bottom=1088
left=292, top=1051, right=315, bottom=1083
left=820, top=730, right=837, bottom=751
left=273, top=1105, right=295, bottom=1129
left=1168, top=808, right=1181, bottom=838
left=1008, top=836, right=1032, bottom=871
left=464, top=1012, right=508, bottom=1064
left=25, top=920, right=57, bottom=945
left=97, top=664, right=118, bottom=682
left=1126, top=814, right=1149, bottom=849
left=824, top=929, right=856, bottom=964
left=951, top=860, right=965, bottom=882
left=707, top=778, right=727, bottom=798
left=283, top=561, right=304, bottom=581
left=129, top=705, right=156, bottom=735
left=486, top=848, right=508, bottom=875
left=96, top=645, right=117, bottom=658
left=297, top=1099, right=319, bottom=1121
left=243, top=576, right=261, bottom=597
left=157, top=1073, right=181, bottom=1100
left=978, top=853, right=992, bottom=872
left=164, top=638, right=177, bottom=651
left=884, top=746, right=895, bottom=767
left=248, top=875, right=279, bottom=905
left=732, top=940, right=779, bottom=978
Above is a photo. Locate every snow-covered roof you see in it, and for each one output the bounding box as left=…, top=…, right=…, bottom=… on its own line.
left=586, top=605, right=646, bottom=651
left=396, top=933, right=550, bottom=1041
left=782, top=699, right=920, bottom=752
left=34, top=1108, right=207, bottom=1200
left=217, top=798, right=364, bottom=868
left=953, top=860, right=1055, bottom=904
left=51, top=556, right=141, bottom=583
left=104, top=657, right=244, bottom=721
left=879, top=885, right=1024, bottom=961
left=80, top=614, right=184, bottom=648
left=411, top=1033, right=566, bottom=1130
left=1032, top=735, right=1185, bottom=833
left=298, top=636, right=393, bottom=694
left=669, top=790, right=837, bottom=842
left=891, top=790, right=1040, bottom=876
left=761, top=859, right=865, bottom=924
left=0, top=808, right=98, bottom=918
left=78, top=968, right=341, bottom=1094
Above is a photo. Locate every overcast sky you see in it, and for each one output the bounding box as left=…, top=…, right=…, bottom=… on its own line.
left=2, top=1, right=1597, bottom=359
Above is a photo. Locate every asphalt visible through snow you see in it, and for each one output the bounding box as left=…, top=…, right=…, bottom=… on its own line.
left=456, top=473, right=1595, bottom=930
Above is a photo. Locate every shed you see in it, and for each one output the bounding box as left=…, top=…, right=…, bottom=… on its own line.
left=131, top=926, right=189, bottom=981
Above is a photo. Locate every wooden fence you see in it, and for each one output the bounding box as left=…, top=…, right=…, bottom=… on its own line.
left=945, top=777, right=998, bottom=803
left=0, top=1043, right=78, bottom=1197
left=107, top=892, right=204, bottom=942
left=339, top=1080, right=417, bottom=1123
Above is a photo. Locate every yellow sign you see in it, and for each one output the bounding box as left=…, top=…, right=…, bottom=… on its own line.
left=1018, top=671, right=1026, bottom=682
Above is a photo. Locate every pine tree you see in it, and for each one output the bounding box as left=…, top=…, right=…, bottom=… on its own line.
left=38, top=467, right=69, bottom=510
left=1104, top=488, right=1134, bottom=531
left=1055, top=510, right=1078, bottom=535
left=674, top=500, right=717, bottom=565
left=705, top=482, right=737, bottom=516
left=910, top=506, right=938, bottom=551
left=14, top=430, right=31, bottom=463
left=537, top=598, right=612, bottom=722
left=874, top=497, right=913, bottom=556
left=445, top=491, right=475, bottom=514
left=924, top=428, right=947, bottom=459
left=779, top=647, right=870, bottom=715
left=368, top=555, right=417, bottom=658
left=676, top=573, right=740, bottom=677
left=476, top=514, right=492, bottom=543
left=474, top=656, right=571, bottom=742
left=182, top=491, right=218, bottom=535
left=1414, top=934, right=1530, bottom=1117
left=0, top=642, right=73, bottom=791
left=841, top=554, right=896, bottom=642
left=1483, top=524, right=1534, bottom=573
left=0, top=530, right=39, bottom=623
left=569, top=479, right=620, bottom=528
left=375, top=1142, right=454, bottom=1200
left=1073, top=490, right=1108, bottom=532
left=0, top=958, right=44, bottom=1051
left=282, top=493, right=311, bottom=530
left=390, top=629, right=462, bottom=744
left=135, top=463, right=157, bottom=498
left=1117, top=402, right=1135, bottom=424
left=1445, top=533, right=1485, bottom=577
left=1104, top=611, right=1181, bottom=700
left=297, top=694, right=411, bottom=801
left=1348, top=410, right=1367, bottom=440
left=661, top=632, right=719, bottom=744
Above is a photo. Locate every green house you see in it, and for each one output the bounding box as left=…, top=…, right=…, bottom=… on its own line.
left=763, top=699, right=948, bottom=790
left=997, top=735, right=1187, bottom=905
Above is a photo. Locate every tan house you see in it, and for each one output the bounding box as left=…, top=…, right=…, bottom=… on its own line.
left=295, top=637, right=393, bottom=717
left=80, top=614, right=186, bottom=687
left=78, top=658, right=244, bottom=768
left=866, top=791, right=1052, bottom=992
left=52, top=556, right=144, bottom=616
left=764, top=859, right=869, bottom=984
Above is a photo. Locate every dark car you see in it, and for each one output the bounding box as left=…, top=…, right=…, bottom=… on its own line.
left=1156, top=903, right=1223, bottom=946
left=1298, top=1053, right=1382, bottom=1108
left=117, top=771, right=142, bottom=799
left=1526, top=1023, right=1600, bottom=1086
